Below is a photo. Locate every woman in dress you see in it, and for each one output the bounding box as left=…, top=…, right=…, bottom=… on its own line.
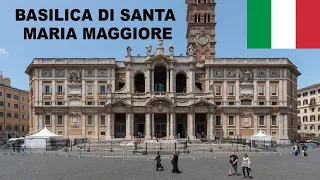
left=171, top=151, right=181, bottom=173
left=241, top=154, right=251, bottom=178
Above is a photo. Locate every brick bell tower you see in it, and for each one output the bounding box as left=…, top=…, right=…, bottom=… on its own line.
left=185, top=0, right=216, bottom=60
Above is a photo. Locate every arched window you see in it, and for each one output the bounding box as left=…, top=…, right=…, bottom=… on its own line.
left=154, top=65, right=167, bottom=92
left=134, top=73, right=145, bottom=93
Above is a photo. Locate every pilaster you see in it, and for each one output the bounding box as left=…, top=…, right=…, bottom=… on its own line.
left=235, top=80, right=240, bottom=105
left=236, top=115, right=240, bottom=136
left=52, top=81, right=56, bottom=105
left=151, top=113, right=155, bottom=138
left=266, top=114, right=271, bottom=135
left=52, top=114, right=56, bottom=133
left=283, top=114, right=288, bottom=138
left=166, top=113, right=170, bottom=138
left=81, top=114, right=86, bottom=138
left=254, top=115, right=258, bottom=134
left=170, top=113, right=176, bottom=139
left=94, top=115, right=98, bottom=136
left=125, top=112, right=133, bottom=139
left=106, top=113, right=112, bottom=139
left=222, top=114, right=227, bottom=137
left=187, top=112, right=195, bottom=139
left=64, top=114, right=68, bottom=137
left=223, top=81, right=227, bottom=105
left=253, top=80, right=258, bottom=105
left=266, top=80, right=270, bottom=105
left=279, top=114, right=283, bottom=138
left=81, top=69, right=86, bottom=105
left=145, top=113, right=151, bottom=139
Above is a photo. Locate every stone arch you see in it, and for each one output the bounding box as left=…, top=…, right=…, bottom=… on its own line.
left=146, top=97, right=174, bottom=107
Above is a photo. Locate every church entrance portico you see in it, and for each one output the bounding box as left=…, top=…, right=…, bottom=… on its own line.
left=114, top=113, right=126, bottom=138
left=195, top=114, right=207, bottom=138
left=154, top=114, right=167, bottom=138
left=134, top=114, right=145, bottom=138
left=176, top=114, right=187, bottom=138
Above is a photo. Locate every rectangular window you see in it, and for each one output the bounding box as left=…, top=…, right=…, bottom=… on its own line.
left=272, top=116, right=277, bottom=126
left=57, top=85, right=63, bottom=93
left=99, top=85, right=106, bottom=93
left=228, top=116, right=234, bottom=126
left=271, top=85, right=278, bottom=96
left=259, top=102, right=265, bottom=105
left=0, top=112, right=3, bottom=117
left=22, top=126, right=25, bottom=132
left=259, top=116, right=265, bottom=126
left=22, top=105, right=24, bottom=110
left=57, top=131, right=63, bottom=135
left=45, top=115, right=51, bottom=125
left=271, top=102, right=278, bottom=105
left=14, top=104, right=18, bottom=108
left=22, top=96, right=24, bottom=101
left=271, top=71, right=279, bottom=76
left=14, top=125, right=18, bottom=131
left=271, top=132, right=277, bottom=136
left=228, top=131, right=234, bottom=136
left=216, top=116, right=221, bottom=126
left=45, top=86, right=50, bottom=94
left=14, top=95, right=19, bottom=100
left=87, top=102, right=93, bottom=105
left=0, top=92, right=2, bottom=96
left=100, top=131, right=106, bottom=135
left=87, top=85, right=93, bottom=95
left=215, top=71, right=223, bottom=76
left=297, top=94, right=301, bottom=98
left=0, top=101, right=3, bottom=106
left=14, top=114, right=18, bottom=118
left=7, top=113, right=11, bottom=118
left=22, top=114, right=25, bottom=119
left=100, top=115, right=106, bottom=125
left=6, top=93, right=11, bottom=98
left=258, top=85, right=265, bottom=96
left=57, top=116, right=63, bottom=125
left=257, top=71, right=265, bottom=76
left=0, top=124, right=2, bottom=131
left=228, top=85, right=234, bottom=96
left=228, top=101, right=235, bottom=105
left=88, top=131, right=93, bottom=135
left=87, top=115, right=93, bottom=125
left=100, top=102, right=105, bottom=105
left=304, top=109, right=307, bottom=113
left=215, top=86, right=222, bottom=96
left=8, top=103, right=10, bottom=107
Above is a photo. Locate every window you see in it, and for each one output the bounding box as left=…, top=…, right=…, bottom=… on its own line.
left=44, top=85, right=51, bottom=94
left=22, top=105, right=24, bottom=110
left=22, top=114, right=25, bottom=119
left=100, top=102, right=105, bottom=105
left=216, top=116, right=221, bottom=126
left=0, top=92, right=2, bottom=96
left=99, top=85, right=106, bottom=94
left=45, top=115, right=51, bottom=125
left=7, top=103, right=10, bottom=107
left=271, top=102, right=278, bottom=105
left=87, top=115, right=93, bottom=125
left=312, top=108, right=315, bottom=112
left=57, top=131, right=63, bottom=135
left=0, top=124, right=2, bottom=131
left=271, top=85, right=278, bottom=96
left=6, top=93, right=11, bottom=98
left=227, top=71, right=235, bottom=77
left=318, top=89, right=320, bottom=93
left=100, top=115, right=106, bottom=125
left=57, top=85, right=63, bottom=94
left=310, top=115, right=315, bottom=121
left=215, top=86, right=221, bottom=96
left=87, top=85, right=93, bottom=95
left=14, top=114, right=18, bottom=118
left=258, top=102, right=265, bottom=105
left=271, top=132, right=277, bottom=136
left=228, top=85, right=234, bottom=96
left=302, top=92, right=308, bottom=97
left=216, top=102, right=222, bottom=105
left=0, top=112, right=3, bottom=117
left=228, top=116, right=234, bottom=126
left=87, top=70, right=94, bottom=76
left=14, top=124, right=19, bottom=131
left=215, top=71, right=223, bottom=76
left=21, top=125, right=25, bottom=132
left=228, top=101, right=235, bottom=105
left=298, top=110, right=300, bottom=114
left=44, top=102, right=51, bottom=105
left=22, top=96, right=24, bottom=101
left=257, top=71, right=265, bottom=76
left=258, top=85, right=265, bottom=96
left=304, top=109, right=307, bottom=113
left=14, top=104, right=18, bottom=108
left=100, top=131, right=106, bottom=135
left=7, top=113, right=11, bottom=118
left=57, top=102, right=63, bottom=105
left=87, top=101, right=93, bottom=105
left=272, top=116, right=277, bottom=126
left=57, top=116, right=63, bottom=125
left=228, top=131, right=234, bottom=136
left=14, top=95, right=19, bottom=100
left=0, top=101, right=3, bottom=106
left=297, top=94, right=301, bottom=98
left=271, top=71, right=279, bottom=76
left=259, top=116, right=265, bottom=126
left=310, top=90, right=316, bottom=95
left=88, top=131, right=93, bottom=135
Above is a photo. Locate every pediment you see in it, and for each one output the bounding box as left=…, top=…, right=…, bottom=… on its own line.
left=107, top=98, right=131, bottom=107
left=146, top=97, right=174, bottom=107
left=191, top=98, right=215, bottom=107
left=147, top=54, right=171, bottom=67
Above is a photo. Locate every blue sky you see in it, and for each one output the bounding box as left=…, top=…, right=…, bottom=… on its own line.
left=0, top=0, right=319, bottom=90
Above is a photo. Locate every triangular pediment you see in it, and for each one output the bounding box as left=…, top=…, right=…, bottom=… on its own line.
left=191, top=98, right=215, bottom=107
left=107, top=98, right=131, bottom=107
left=147, top=97, right=174, bottom=106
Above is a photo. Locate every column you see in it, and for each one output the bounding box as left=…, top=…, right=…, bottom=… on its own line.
left=279, top=70, right=283, bottom=105
left=236, top=115, right=240, bottom=136
left=64, top=114, right=68, bottom=137
left=170, top=113, right=176, bottom=139
left=151, top=113, right=155, bottom=138
left=187, top=113, right=195, bottom=139
left=94, top=79, right=98, bottom=105
left=126, top=113, right=132, bottom=139
left=64, top=80, right=68, bottom=105
left=81, top=69, right=86, bottom=105
left=253, top=80, right=258, bottom=105
left=39, top=114, right=43, bottom=129
left=213, top=114, right=216, bottom=137
left=266, top=80, right=270, bottom=105
left=39, top=81, right=43, bottom=106
left=188, top=65, right=195, bottom=93
left=110, top=114, right=115, bottom=138
left=52, top=81, right=56, bottom=105
left=145, top=113, right=151, bottom=139
left=170, top=68, right=174, bottom=93
left=283, top=81, right=288, bottom=106
left=94, top=115, right=99, bottom=136
left=283, top=114, right=288, bottom=138
left=279, top=114, right=283, bottom=138
left=223, top=81, right=227, bottom=105
left=145, top=68, right=151, bottom=93
left=82, top=114, right=86, bottom=137
left=106, top=113, right=112, bottom=139
left=254, top=115, right=258, bottom=134
left=34, top=114, right=39, bottom=131
left=223, top=114, right=227, bottom=137
left=111, top=69, right=116, bottom=92
left=166, top=70, right=170, bottom=92
left=52, top=114, right=56, bottom=133
left=35, top=70, right=39, bottom=105
left=126, top=66, right=132, bottom=92
left=205, top=69, right=209, bottom=92
left=166, top=114, right=170, bottom=138
left=266, top=114, right=271, bottom=135
left=151, top=70, right=154, bottom=92
left=235, top=81, right=240, bottom=105
left=207, top=114, right=214, bottom=139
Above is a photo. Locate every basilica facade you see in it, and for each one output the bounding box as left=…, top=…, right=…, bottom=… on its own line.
left=25, top=0, right=300, bottom=142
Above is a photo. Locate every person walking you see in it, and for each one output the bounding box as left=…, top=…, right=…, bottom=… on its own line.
left=154, top=151, right=164, bottom=171
left=171, top=151, right=181, bottom=173
left=292, top=144, right=298, bottom=156
left=241, top=154, right=251, bottom=178
left=301, top=144, right=308, bottom=156
left=228, top=152, right=240, bottom=176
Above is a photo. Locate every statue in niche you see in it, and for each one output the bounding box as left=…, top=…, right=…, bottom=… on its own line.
left=68, top=71, right=81, bottom=84
left=127, top=45, right=132, bottom=56
left=107, top=83, right=112, bottom=91
left=240, top=70, right=253, bottom=84
left=146, top=43, right=152, bottom=54
left=187, top=44, right=194, bottom=56
left=169, top=44, right=174, bottom=54
left=209, top=82, right=214, bottom=92
left=158, top=39, right=163, bottom=47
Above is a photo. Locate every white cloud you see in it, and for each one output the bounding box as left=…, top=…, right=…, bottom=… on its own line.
left=0, top=48, right=8, bottom=55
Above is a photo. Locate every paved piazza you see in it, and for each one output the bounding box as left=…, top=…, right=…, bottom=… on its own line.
left=0, top=151, right=319, bottom=180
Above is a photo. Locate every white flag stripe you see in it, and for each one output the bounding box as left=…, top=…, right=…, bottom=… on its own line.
left=271, top=0, right=296, bottom=49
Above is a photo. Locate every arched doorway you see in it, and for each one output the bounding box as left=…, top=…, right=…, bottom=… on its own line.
left=176, top=73, right=187, bottom=93
left=134, top=73, right=145, bottom=93
left=154, top=65, right=167, bottom=92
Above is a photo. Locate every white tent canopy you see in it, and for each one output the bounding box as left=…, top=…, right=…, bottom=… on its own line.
left=25, top=127, right=63, bottom=148
left=250, top=131, right=272, bottom=140
left=26, top=127, right=63, bottom=139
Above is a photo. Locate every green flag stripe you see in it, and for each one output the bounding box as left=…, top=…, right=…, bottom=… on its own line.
left=247, top=0, right=272, bottom=48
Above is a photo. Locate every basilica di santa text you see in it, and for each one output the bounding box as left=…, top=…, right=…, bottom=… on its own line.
left=26, top=0, right=300, bottom=142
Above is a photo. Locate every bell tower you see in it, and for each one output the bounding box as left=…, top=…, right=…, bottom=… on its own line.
left=185, top=0, right=216, bottom=60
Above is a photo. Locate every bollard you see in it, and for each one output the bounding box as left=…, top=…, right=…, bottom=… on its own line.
left=123, top=150, right=127, bottom=160
left=209, top=147, right=213, bottom=152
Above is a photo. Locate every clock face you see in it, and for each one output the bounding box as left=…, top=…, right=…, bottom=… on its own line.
left=198, top=35, right=209, bottom=45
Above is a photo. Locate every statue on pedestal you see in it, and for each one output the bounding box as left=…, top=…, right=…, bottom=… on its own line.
left=158, top=39, right=163, bottom=47
left=187, top=44, right=194, bottom=56
left=146, top=43, right=152, bottom=54
left=127, top=45, right=132, bottom=56
left=169, top=44, right=174, bottom=54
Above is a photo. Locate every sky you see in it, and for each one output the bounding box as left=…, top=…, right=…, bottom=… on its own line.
left=0, top=0, right=319, bottom=90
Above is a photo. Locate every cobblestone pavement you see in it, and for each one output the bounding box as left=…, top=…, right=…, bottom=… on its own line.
left=0, top=151, right=319, bottom=180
